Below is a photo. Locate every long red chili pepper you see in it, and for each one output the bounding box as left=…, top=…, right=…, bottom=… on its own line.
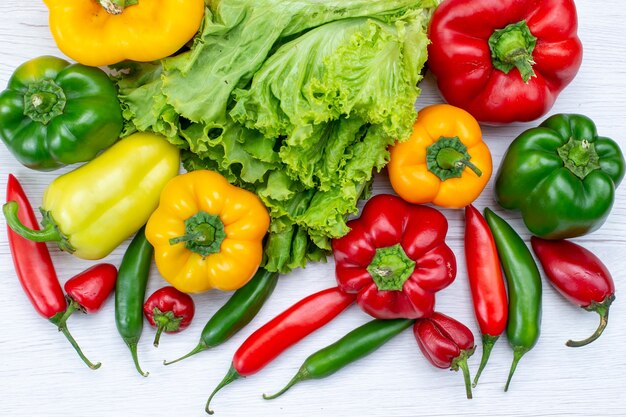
left=5, top=174, right=100, bottom=369
left=206, top=287, right=356, bottom=414
left=531, top=237, right=615, bottom=347
left=464, top=205, right=508, bottom=386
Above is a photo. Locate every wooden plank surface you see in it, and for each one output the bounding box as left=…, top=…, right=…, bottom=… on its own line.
left=1, top=1, right=625, bottom=416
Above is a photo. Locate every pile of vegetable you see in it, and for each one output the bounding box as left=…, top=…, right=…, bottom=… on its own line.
left=0, top=0, right=624, bottom=413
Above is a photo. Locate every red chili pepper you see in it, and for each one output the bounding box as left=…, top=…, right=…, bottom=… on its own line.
left=428, top=0, right=583, bottom=124
left=143, top=286, right=195, bottom=347
left=4, top=174, right=100, bottom=369
left=531, top=237, right=615, bottom=347
left=414, top=312, right=475, bottom=399
left=332, top=194, right=456, bottom=319
left=206, top=287, right=355, bottom=414
left=464, top=205, right=508, bottom=386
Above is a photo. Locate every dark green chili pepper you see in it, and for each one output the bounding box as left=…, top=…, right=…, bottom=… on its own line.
left=164, top=268, right=279, bottom=365
left=263, top=318, right=414, bottom=400
left=484, top=208, right=541, bottom=392
left=115, top=226, right=153, bottom=377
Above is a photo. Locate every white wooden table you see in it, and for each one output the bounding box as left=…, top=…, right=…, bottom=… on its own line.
left=1, top=2, right=625, bottom=416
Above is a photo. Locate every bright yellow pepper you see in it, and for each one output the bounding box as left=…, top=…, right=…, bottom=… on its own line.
left=388, top=104, right=492, bottom=208
left=44, top=0, right=205, bottom=66
left=145, top=170, right=270, bottom=293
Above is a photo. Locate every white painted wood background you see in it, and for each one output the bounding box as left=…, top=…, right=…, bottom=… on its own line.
left=1, top=1, right=625, bottom=416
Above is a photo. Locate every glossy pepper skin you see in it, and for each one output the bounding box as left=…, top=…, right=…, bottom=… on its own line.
left=3, top=132, right=180, bottom=260
left=206, top=288, right=355, bottom=414
left=6, top=174, right=99, bottom=369
left=484, top=208, right=541, bottom=392
left=44, top=0, right=205, bottom=66
left=464, top=205, right=508, bottom=386
left=165, top=268, right=279, bottom=365
left=0, top=56, right=122, bottom=171
left=414, top=313, right=476, bottom=399
left=264, top=318, right=415, bottom=400
left=428, top=0, right=583, bottom=124
left=143, top=286, right=195, bottom=348
left=146, top=170, right=270, bottom=293
left=59, top=264, right=118, bottom=325
left=496, top=114, right=625, bottom=239
left=332, top=194, right=456, bottom=319
left=531, top=237, right=615, bottom=347
left=388, top=104, right=492, bottom=208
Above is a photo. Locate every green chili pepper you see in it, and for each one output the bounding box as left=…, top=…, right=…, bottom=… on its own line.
left=263, top=318, right=414, bottom=400
left=484, top=208, right=541, bottom=392
left=0, top=56, right=123, bottom=171
left=115, top=226, right=153, bottom=377
left=164, top=268, right=279, bottom=366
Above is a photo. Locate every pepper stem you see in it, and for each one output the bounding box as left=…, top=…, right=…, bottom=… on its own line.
left=98, top=0, right=138, bottom=14
left=426, top=137, right=482, bottom=181
left=164, top=342, right=208, bottom=365
left=504, top=347, right=528, bottom=392
left=473, top=334, right=499, bottom=387
left=451, top=348, right=474, bottom=400
left=3, top=202, right=61, bottom=242
left=49, top=314, right=101, bottom=370
left=127, top=342, right=149, bottom=377
left=206, top=364, right=242, bottom=415
left=54, top=299, right=82, bottom=330
left=489, top=20, right=537, bottom=82
left=566, top=295, right=614, bottom=347
left=262, top=367, right=308, bottom=400
left=170, top=211, right=226, bottom=258
left=153, top=324, right=165, bottom=348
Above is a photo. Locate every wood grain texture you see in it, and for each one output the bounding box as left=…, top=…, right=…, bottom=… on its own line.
left=1, top=1, right=625, bottom=416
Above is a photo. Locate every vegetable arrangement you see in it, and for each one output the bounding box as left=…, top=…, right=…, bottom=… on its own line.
left=0, top=0, right=623, bottom=413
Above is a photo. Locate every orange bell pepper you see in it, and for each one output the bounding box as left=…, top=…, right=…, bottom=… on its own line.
left=44, top=0, right=205, bottom=66
left=145, top=170, right=270, bottom=293
left=388, top=104, right=492, bottom=208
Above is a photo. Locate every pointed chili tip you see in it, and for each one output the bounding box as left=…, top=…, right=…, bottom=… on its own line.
left=206, top=364, right=242, bottom=414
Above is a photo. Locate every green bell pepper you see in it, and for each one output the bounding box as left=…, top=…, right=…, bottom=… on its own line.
left=495, top=114, right=625, bottom=239
left=0, top=56, right=123, bottom=171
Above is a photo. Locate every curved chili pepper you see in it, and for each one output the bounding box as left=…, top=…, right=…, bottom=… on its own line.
left=414, top=312, right=475, bottom=399
left=464, top=205, right=508, bottom=387
left=143, top=286, right=195, bottom=348
left=55, top=264, right=118, bottom=328
left=531, top=237, right=615, bottom=347
left=115, top=226, right=153, bottom=377
left=263, top=318, right=414, bottom=400
left=484, top=208, right=541, bottom=392
left=164, top=268, right=278, bottom=365
left=206, top=287, right=355, bottom=414
left=5, top=174, right=99, bottom=369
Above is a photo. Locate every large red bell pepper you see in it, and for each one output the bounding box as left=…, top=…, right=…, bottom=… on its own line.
left=332, top=194, right=456, bottom=319
left=428, top=0, right=583, bottom=124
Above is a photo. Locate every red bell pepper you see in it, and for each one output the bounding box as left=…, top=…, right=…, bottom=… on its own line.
left=464, top=205, right=507, bottom=386
left=414, top=312, right=476, bottom=399
left=531, top=237, right=615, bottom=347
left=332, top=194, right=456, bottom=319
left=428, top=0, right=583, bottom=124
left=143, top=286, right=195, bottom=347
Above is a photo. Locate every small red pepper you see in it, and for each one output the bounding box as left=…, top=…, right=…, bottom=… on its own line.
left=531, top=237, right=615, bottom=347
left=428, top=0, right=583, bottom=124
left=55, top=264, right=118, bottom=327
left=464, top=205, right=508, bottom=386
left=143, top=286, right=195, bottom=347
left=332, top=194, right=456, bottom=319
left=5, top=174, right=99, bottom=369
left=206, top=287, right=355, bottom=414
left=414, top=312, right=475, bottom=399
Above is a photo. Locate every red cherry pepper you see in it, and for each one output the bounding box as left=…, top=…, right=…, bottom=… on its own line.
left=206, top=287, right=355, bottom=414
left=4, top=174, right=99, bottom=369
left=464, top=205, right=508, bottom=386
left=428, top=0, right=583, bottom=124
left=143, top=286, right=195, bottom=347
left=414, top=312, right=476, bottom=399
left=531, top=237, right=615, bottom=347
left=332, top=194, right=456, bottom=319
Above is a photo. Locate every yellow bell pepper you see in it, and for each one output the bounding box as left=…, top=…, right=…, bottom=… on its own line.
left=44, top=0, right=205, bottom=66
left=3, top=132, right=181, bottom=259
left=388, top=104, right=492, bottom=208
left=145, top=170, right=270, bottom=293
